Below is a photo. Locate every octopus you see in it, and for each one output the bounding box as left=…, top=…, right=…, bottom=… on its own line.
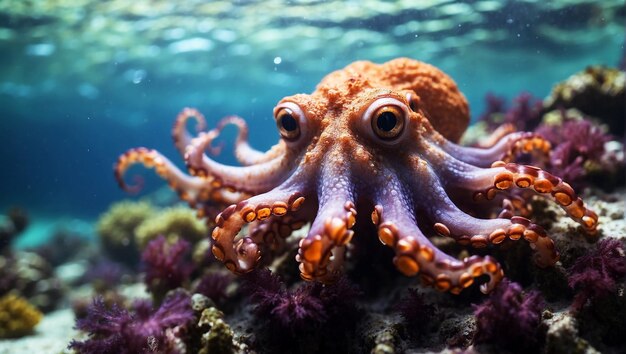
left=115, top=58, right=598, bottom=294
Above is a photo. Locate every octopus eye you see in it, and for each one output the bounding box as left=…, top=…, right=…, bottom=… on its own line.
left=275, top=107, right=301, bottom=140
left=372, top=105, right=405, bottom=140
left=406, top=93, right=420, bottom=112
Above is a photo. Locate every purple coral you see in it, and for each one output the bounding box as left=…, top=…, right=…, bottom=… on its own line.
left=478, top=93, right=506, bottom=128
left=478, top=92, right=542, bottom=131
left=243, top=269, right=360, bottom=333
left=193, top=273, right=231, bottom=304
left=395, top=288, right=436, bottom=334
left=568, top=238, right=626, bottom=311
left=473, top=279, right=545, bottom=350
left=142, top=236, right=194, bottom=298
left=505, top=92, right=543, bottom=131
left=69, top=291, right=194, bottom=354
left=536, top=115, right=611, bottom=187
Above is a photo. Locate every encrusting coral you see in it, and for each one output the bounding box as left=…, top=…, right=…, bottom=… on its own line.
left=0, top=293, right=43, bottom=339
left=135, top=205, right=208, bottom=250
left=97, top=200, right=155, bottom=266
left=544, top=65, right=626, bottom=135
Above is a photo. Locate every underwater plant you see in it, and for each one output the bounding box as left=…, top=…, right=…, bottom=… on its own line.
left=69, top=291, right=195, bottom=354
left=0, top=293, right=43, bottom=339
left=243, top=268, right=361, bottom=333
left=142, top=235, right=194, bottom=301
left=567, top=238, right=626, bottom=311
left=478, top=92, right=543, bottom=132
left=473, top=279, right=545, bottom=351
left=535, top=113, right=612, bottom=188
left=97, top=200, right=156, bottom=267
left=395, top=288, right=437, bottom=335
left=193, top=272, right=231, bottom=305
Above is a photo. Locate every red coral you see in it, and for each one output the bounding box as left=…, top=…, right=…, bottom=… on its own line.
left=142, top=236, right=194, bottom=298
left=568, top=238, right=626, bottom=311
left=473, top=279, right=545, bottom=351
left=69, top=291, right=194, bottom=354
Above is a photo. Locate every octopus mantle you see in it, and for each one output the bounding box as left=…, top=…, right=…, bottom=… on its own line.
left=116, top=58, right=598, bottom=294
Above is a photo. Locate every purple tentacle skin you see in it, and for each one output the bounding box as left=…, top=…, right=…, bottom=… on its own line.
left=114, top=58, right=598, bottom=294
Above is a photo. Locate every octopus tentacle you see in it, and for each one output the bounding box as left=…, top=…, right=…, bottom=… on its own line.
left=114, top=147, right=245, bottom=208
left=297, top=174, right=356, bottom=283
left=248, top=213, right=309, bottom=253
left=429, top=130, right=550, bottom=168
left=210, top=187, right=307, bottom=274
left=435, top=159, right=598, bottom=239
left=184, top=130, right=294, bottom=194
left=474, top=123, right=516, bottom=148
left=414, top=171, right=558, bottom=267
left=213, top=116, right=287, bottom=166
left=370, top=176, right=503, bottom=294
left=172, top=108, right=209, bottom=157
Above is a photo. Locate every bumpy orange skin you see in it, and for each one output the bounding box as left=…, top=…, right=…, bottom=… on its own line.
left=115, top=58, right=598, bottom=294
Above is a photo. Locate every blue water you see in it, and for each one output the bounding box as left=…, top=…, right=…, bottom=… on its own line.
left=0, top=0, right=624, bottom=227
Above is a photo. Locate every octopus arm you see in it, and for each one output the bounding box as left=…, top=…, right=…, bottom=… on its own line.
left=371, top=174, right=503, bottom=294
left=210, top=180, right=308, bottom=274
left=296, top=170, right=356, bottom=283
left=429, top=131, right=550, bottom=168
left=185, top=130, right=295, bottom=194
left=425, top=152, right=598, bottom=239
left=213, top=116, right=287, bottom=166
left=412, top=168, right=558, bottom=267
left=115, top=147, right=233, bottom=205
left=247, top=212, right=310, bottom=256
left=172, top=108, right=209, bottom=157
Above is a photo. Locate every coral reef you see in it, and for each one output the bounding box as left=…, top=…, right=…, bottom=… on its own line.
left=0, top=207, right=28, bottom=254
left=196, top=306, right=237, bottom=354
left=395, top=287, right=437, bottom=336
left=0, top=251, right=64, bottom=313
left=68, top=291, right=194, bottom=353
left=193, top=272, right=231, bottom=305
left=142, top=235, right=194, bottom=302
left=544, top=65, right=626, bottom=135
left=567, top=238, right=626, bottom=311
left=135, top=205, right=208, bottom=250
left=473, top=279, right=546, bottom=351
left=0, top=293, right=43, bottom=339
left=242, top=268, right=361, bottom=351
left=535, top=110, right=614, bottom=189
left=96, top=200, right=155, bottom=267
